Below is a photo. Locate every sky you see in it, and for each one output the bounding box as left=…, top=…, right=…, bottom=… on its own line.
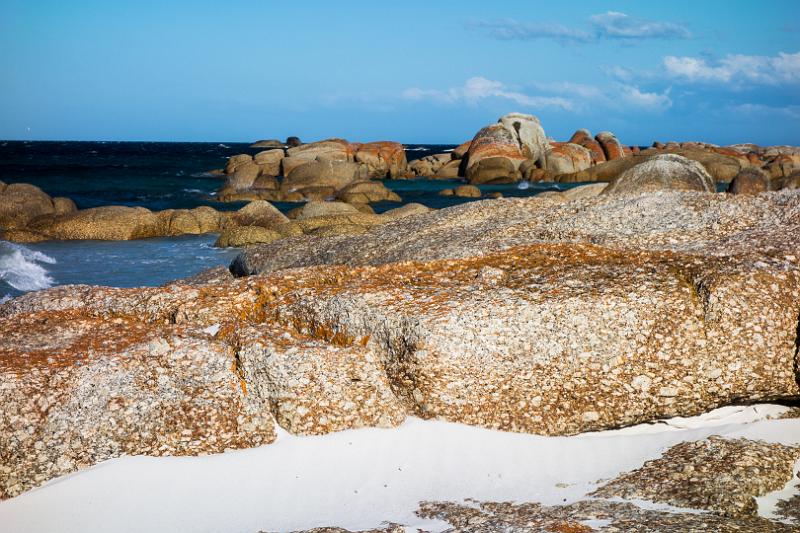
left=0, top=0, right=798, bottom=145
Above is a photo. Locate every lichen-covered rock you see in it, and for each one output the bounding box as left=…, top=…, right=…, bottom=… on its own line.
left=592, top=437, right=800, bottom=517
left=227, top=161, right=261, bottom=190
left=466, top=156, right=521, bottom=184
left=451, top=140, right=471, bottom=160
left=0, top=183, right=60, bottom=229
left=453, top=184, right=481, bottom=198
left=294, top=201, right=361, bottom=219
left=465, top=113, right=548, bottom=184
left=728, top=167, right=771, bottom=195
left=30, top=205, right=163, bottom=240
left=0, top=298, right=277, bottom=499
left=283, top=159, right=365, bottom=192
left=224, top=153, right=254, bottom=175
left=52, top=196, right=77, bottom=215
left=595, top=131, right=627, bottom=161
left=336, top=180, right=401, bottom=204
left=215, top=226, right=283, bottom=247
left=286, top=138, right=354, bottom=164
left=353, top=141, right=407, bottom=178
left=253, top=149, right=285, bottom=177
left=409, top=153, right=451, bottom=177
left=433, top=159, right=461, bottom=179
left=547, top=142, right=593, bottom=175
left=603, top=154, right=715, bottom=195
left=4, top=189, right=800, bottom=501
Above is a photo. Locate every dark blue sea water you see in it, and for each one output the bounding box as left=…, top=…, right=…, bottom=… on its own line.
left=0, top=140, right=573, bottom=299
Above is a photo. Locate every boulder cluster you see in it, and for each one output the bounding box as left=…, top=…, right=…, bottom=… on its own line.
left=403, top=113, right=800, bottom=188
left=216, top=139, right=406, bottom=205
left=0, top=182, right=429, bottom=245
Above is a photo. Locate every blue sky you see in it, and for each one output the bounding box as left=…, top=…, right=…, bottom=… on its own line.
left=0, top=0, right=798, bottom=145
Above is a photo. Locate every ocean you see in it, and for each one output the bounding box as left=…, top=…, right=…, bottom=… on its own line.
left=0, top=140, right=570, bottom=299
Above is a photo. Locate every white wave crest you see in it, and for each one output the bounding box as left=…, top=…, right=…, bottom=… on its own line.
left=0, top=241, right=56, bottom=291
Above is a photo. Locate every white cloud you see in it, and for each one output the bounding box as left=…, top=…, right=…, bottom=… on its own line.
left=732, top=103, right=800, bottom=119
left=471, top=19, right=591, bottom=44
left=473, top=12, right=689, bottom=44
left=590, top=11, right=690, bottom=39
left=402, top=77, right=574, bottom=111
left=664, top=51, right=800, bottom=85
left=618, top=85, right=672, bottom=110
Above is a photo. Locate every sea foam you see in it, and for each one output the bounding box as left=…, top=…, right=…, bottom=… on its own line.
left=0, top=241, right=56, bottom=292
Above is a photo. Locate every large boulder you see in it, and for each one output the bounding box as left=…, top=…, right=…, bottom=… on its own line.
left=465, top=113, right=548, bottom=184
left=215, top=226, right=283, bottom=247
left=294, top=201, right=360, bottom=219
left=353, top=141, right=407, bottom=178
left=0, top=183, right=59, bottom=229
left=336, top=181, right=401, bottom=204
left=224, top=154, right=254, bottom=175
left=157, top=206, right=225, bottom=235
left=286, top=138, right=353, bottom=164
left=433, top=159, right=461, bottom=179
left=466, top=157, right=521, bottom=185
left=546, top=143, right=593, bottom=175
left=409, top=153, right=451, bottom=177
left=453, top=185, right=481, bottom=198
left=569, top=129, right=606, bottom=164
left=603, top=154, right=715, bottom=196
left=250, top=139, right=283, bottom=149
left=282, top=159, right=365, bottom=192
left=777, top=170, right=800, bottom=190
left=451, top=141, right=471, bottom=160
left=253, top=149, right=284, bottom=177
left=29, top=206, right=162, bottom=240
left=226, top=161, right=261, bottom=190
left=3, top=190, right=800, bottom=498
left=728, top=168, right=770, bottom=195
left=595, top=131, right=627, bottom=161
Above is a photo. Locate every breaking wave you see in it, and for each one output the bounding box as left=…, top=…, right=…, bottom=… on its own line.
left=0, top=241, right=56, bottom=292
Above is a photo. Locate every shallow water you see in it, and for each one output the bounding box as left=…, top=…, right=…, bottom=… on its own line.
left=0, top=141, right=587, bottom=297
left=0, top=235, right=239, bottom=301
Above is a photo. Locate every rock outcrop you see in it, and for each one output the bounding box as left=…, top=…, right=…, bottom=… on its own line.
left=602, top=154, right=715, bottom=195
left=729, top=167, right=771, bottom=195
left=3, top=189, right=800, bottom=500
left=464, top=113, right=548, bottom=184
left=217, top=138, right=408, bottom=204
left=592, top=436, right=800, bottom=517
left=546, top=142, right=593, bottom=175
left=0, top=183, right=77, bottom=229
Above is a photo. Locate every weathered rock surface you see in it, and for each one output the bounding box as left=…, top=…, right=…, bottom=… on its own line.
left=0, top=183, right=77, bottom=230
left=592, top=436, right=800, bottom=517
left=729, top=167, right=771, bottom=195
left=3, top=189, right=800, bottom=500
left=409, top=153, right=451, bottom=177
left=602, top=154, right=715, bottom=195
left=253, top=149, right=285, bottom=177
left=546, top=142, right=593, bottom=175
left=272, top=497, right=799, bottom=532
left=595, top=131, right=627, bottom=161
left=353, top=141, right=407, bottom=178
left=336, top=180, right=401, bottom=204
left=453, top=184, right=481, bottom=198
left=465, top=113, right=547, bottom=184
